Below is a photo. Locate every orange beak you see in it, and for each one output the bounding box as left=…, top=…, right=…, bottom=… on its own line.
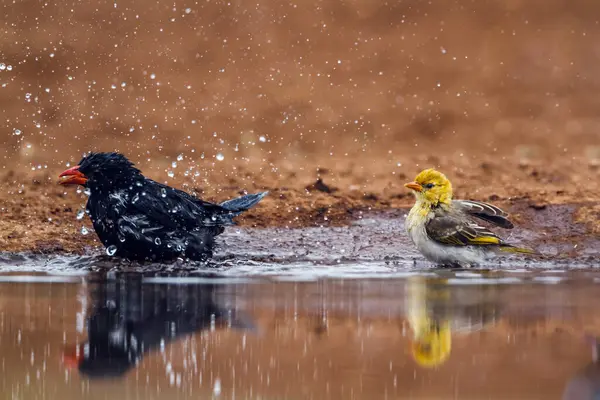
left=404, top=181, right=423, bottom=192
left=62, top=344, right=82, bottom=369
left=59, top=165, right=88, bottom=186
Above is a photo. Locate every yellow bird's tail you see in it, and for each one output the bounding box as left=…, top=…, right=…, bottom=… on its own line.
left=498, top=244, right=539, bottom=256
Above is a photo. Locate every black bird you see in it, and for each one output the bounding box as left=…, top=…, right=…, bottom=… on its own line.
left=63, top=277, right=254, bottom=378
left=59, top=152, right=267, bottom=261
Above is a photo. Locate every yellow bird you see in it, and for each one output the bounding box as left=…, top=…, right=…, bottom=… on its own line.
left=404, top=168, right=535, bottom=267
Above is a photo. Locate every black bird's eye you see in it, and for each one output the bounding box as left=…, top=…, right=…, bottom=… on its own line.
left=423, top=183, right=435, bottom=189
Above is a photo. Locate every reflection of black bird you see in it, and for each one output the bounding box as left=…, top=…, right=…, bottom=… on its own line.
left=63, top=277, right=252, bottom=378
left=59, top=152, right=267, bottom=261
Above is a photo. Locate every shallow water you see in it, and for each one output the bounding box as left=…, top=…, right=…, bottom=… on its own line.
left=3, top=269, right=600, bottom=399
left=0, top=213, right=595, bottom=275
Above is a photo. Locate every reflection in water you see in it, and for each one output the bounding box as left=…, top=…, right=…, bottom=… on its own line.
left=64, top=277, right=253, bottom=379
left=3, top=271, right=600, bottom=399
left=563, top=337, right=600, bottom=400
left=407, top=276, right=501, bottom=368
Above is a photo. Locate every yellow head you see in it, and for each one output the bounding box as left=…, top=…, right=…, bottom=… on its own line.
left=404, top=168, right=453, bottom=206
left=411, top=320, right=452, bottom=368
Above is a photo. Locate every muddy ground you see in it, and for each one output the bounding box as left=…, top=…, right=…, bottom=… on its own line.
left=0, top=0, right=599, bottom=255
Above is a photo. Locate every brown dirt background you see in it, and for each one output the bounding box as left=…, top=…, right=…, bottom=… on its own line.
left=0, top=0, right=599, bottom=253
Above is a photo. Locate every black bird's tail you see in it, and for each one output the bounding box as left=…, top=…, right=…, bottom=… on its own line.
left=219, top=191, right=268, bottom=214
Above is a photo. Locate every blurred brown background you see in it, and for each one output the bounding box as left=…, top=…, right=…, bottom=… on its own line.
left=0, top=0, right=599, bottom=250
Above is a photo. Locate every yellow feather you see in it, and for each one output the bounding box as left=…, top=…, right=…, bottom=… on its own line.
left=468, top=236, right=501, bottom=245
left=499, top=246, right=538, bottom=255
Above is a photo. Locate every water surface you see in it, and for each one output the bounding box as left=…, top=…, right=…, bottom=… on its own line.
left=2, top=269, right=600, bottom=399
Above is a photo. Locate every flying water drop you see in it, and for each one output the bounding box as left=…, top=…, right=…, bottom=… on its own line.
left=213, top=378, right=221, bottom=396
left=106, top=245, right=117, bottom=256
left=161, top=188, right=167, bottom=197
left=76, top=210, right=85, bottom=220
left=154, top=237, right=161, bottom=245
left=81, top=227, right=89, bottom=235
left=216, top=153, right=224, bottom=161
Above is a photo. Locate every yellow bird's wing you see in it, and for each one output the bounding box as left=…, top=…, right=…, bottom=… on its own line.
left=425, top=212, right=504, bottom=247
left=453, top=200, right=514, bottom=229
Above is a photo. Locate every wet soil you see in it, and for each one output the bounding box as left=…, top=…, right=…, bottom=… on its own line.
left=0, top=206, right=596, bottom=274
left=0, top=0, right=599, bottom=257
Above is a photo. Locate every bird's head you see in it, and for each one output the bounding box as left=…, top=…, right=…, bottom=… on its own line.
left=404, top=168, right=453, bottom=206
left=59, top=152, right=141, bottom=190
left=411, top=320, right=452, bottom=368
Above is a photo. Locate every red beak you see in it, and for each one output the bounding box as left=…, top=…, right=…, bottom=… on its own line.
left=62, top=344, right=82, bottom=369
left=59, top=165, right=88, bottom=186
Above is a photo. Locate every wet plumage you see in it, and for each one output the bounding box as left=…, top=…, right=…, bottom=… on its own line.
left=404, top=168, right=534, bottom=267
left=59, top=152, right=267, bottom=261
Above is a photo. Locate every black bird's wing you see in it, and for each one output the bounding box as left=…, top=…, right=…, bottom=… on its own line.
left=128, top=179, right=236, bottom=230
left=425, top=212, right=505, bottom=247
left=109, top=179, right=235, bottom=251
left=452, top=200, right=514, bottom=229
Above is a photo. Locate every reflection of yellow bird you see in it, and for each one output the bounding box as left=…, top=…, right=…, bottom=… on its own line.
left=411, top=317, right=452, bottom=368
left=408, top=276, right=452, bottom=368
left=406, top=276, right=501, bottom=368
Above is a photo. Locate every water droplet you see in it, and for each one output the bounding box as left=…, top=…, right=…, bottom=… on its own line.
left=213, top=378, right=222, bottom=396
left=135, top=181, right=142, bottom=186
left=0, top=63, right=5, bottom=71
left=154, top=237, right=161, bottom=245
left=216, top=153, right=224, bottom=161
left=259, top=136, right=266, bottom=142
left=161, top=188, right=167, bottom=197
left=185, top=7, right=191, bottom=13
left=132, top=193, right=139, bottom=203
left=83, top=188, right=91, bottom=196
left=118, top=235, right=126, bottom=243
left=150, top=73, right=156, bottom=80
left=7, top=65, right=12, bottom=71
left=177, top=154, right=183, bottom=161
left=167, top=170, right=175, bottom=178
left=106, top=245, right=117, bottom=256
left=81, top=227, right=89, bottom=235
left=76, top=210, right=85, bottom=220
left=171, top=161, right=177, bottom=168
left=13, top=129, right=21, bottom=136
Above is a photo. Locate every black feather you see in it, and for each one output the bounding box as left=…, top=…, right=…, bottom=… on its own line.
left=77, top=152, right=267, bottom=261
